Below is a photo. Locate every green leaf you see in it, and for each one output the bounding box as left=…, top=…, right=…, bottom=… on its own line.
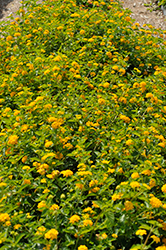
left=148, top=220, right=163, bottom=227
left=139, top=224, right=151, bottom=230
left=14, top=233, right=25, bottom=245
left=130, top=244, right=142, bottom=250
left=105, top=210, right=115, bottom=225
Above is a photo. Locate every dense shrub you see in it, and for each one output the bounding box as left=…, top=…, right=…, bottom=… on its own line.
left=0, top=0, right=166, bottom=249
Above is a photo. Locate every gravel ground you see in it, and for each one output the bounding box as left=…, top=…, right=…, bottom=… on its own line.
left=122, top=0, right=166, bottom=30
left=0, top=0, right=22, bottom=22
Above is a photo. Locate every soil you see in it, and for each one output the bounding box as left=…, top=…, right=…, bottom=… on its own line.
left=122, top=0, right=166, bottom=30
left=0, top=0, right=22, bottom=22
left=0, top=0, right=166, bottom=29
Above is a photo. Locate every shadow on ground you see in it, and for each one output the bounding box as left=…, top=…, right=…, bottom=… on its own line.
left=0, top=0, right=13, bottom=19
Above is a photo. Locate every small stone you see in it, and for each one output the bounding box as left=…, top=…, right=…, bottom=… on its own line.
left=133, top=3, right=136, bottom=7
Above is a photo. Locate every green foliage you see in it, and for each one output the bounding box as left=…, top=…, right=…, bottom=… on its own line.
left=0, top=0, right=166, bottom=249
left=158, top=0, right=166, bottom=7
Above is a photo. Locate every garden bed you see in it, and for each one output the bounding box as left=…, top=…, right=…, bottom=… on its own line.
left=0, top=0, right=166, bottom=249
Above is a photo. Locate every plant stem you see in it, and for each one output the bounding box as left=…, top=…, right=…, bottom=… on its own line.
left=142, top=226, right=154, bottom=249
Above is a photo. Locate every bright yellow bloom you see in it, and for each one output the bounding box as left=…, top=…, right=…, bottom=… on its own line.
left=47, top=117, right=57, bottom=122
left=103, top=82, right=110, bottom=88
left=22, top=156, right=28, bottom=163
left=150, top=197, right=162, bottom=208
left=55, top=23, right=64, bottom=29
left=43, top=189, right=50, bottom=194
left=8, top=135, right=19, bottom=145
left=161, top=184, right=166, bottom=193
left=45, top=229, right=58, bottom=240
left=120, top=181, right=128, bottom=186
left=41, top=178, right=47, bottom=183
left=112, top=65, right=119, bottom=70
left=92, top=201, right=100, bottom=208
left=80, top=29, right=85, bottom=35
left=124, top=201, right=134, bottom=211
left=14, top=32, right=21, bottom=37
left=44, top=29, right=49, bottom=35
left=125, top=16, right=131, bottom=21
left=101, top=233, right=108, bottom=239
left=78, top=245, right=88, bottom=250
left=44, top=104, right=52, bottom=109
left=0, top=213, right=10, bottom=222
left=38, top=226, right=46, bottom=232
left=120, top=115, right=130, bottom=123
left=146, top=93, right=153, bottom=98
left=135, top=229, right=147, bottom=236
left=41, top=152, right=55, bottom=161
left=149, top=179, right=156, bottom=188
left=98, top=98, right=106, bottom=105
left=151, top=235, right=160, bottom=243
left=6, top=35, right=13, bottom=41
left=45, top=141, right=53, bottom=148
left=131, top=172, right=139, bottom=179
left=14, top=224, right=21, bottom=230
left=0, top=182, right=7, bottom=188
left=112, top=233, right=118, bottom=238
left=163, top=204, right=166, bottom=209
left=83, top=207, right=94, bottom=213
left=38, top=201, right=47, bottom=210
left=159, top=142, right=166, bottom=148
left=5, top=221, right=11, bottom=226
left=77, top=171, right=92, bottom=176
left=51, top=118, right=64, bottom=129
left=22, top=165, right=30, bottom=171
left=89, top=180, right=98, bottom=187
left=143, top=183, right=151, bottom=190
left=126, top=139, right=133, bottom=146
left=141, top=169, right=151, bottom=176
left=76, top=183, right=84, bottom=189
left=130, top=181, right=140, bottom=188
left=108, top=168, right=115, bottom=173
left=83, top=219, right=93, bottom=227
left=50, top=204, right=59, bottom=210
left=69, top=215, right=80, bottom=224
left=61, top=170, right=73, bottom=177
left=156, top=246, right=166, bottom=250
left=23, top=179, right=31, bottom=185
left=112, top=193, right=123, bottom=201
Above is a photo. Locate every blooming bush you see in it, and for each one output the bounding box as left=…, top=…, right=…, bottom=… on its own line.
left=0, top=0, right=166, bottom=249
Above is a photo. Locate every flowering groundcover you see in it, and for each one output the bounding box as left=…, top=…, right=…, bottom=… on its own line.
left=0, top=0, right=166, bottom=249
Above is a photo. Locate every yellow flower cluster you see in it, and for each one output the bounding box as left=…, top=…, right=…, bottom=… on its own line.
left=38, top=201, right=47, bottom=210
left=124, top=201, right=134, bottom=211
left=83, top=219, right=93, bottom=227
left=135, top=229, right=147, bottom=236
left=45, top=229, right=58, bottom=240
left=130, top=181, right=140, bottom=189
left=120, top=115, right=130, bottom=123
left=0, top=213, right=10, bottom=222
left=50, top=204, right=59, bottom=211
left=7, top=135, right=18, bottom=145
left=112, top=193, right=123, bottom=201
left=61, top=170, right=73, bottom=177
left=69, top=215, right=80, bottom=224
left=156, top=246, right=166, bottom=250
left=150, top=197, right=162, bottom=208
left=78, top=245, right=88, bottom=250
left=0, top=0, right=166, bottom=249
left=161, top=184, right=166, bottom=193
